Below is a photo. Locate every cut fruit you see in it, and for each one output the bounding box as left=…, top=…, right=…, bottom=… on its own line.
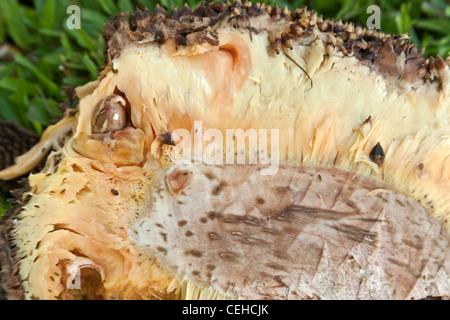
left=0, top=1, right=449, bottom=300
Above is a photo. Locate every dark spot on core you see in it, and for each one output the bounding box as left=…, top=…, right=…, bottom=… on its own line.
left=263, top=227, right=282, bottom=235
left=207, top=211, right=222, bottom=220
left=395, top=199, right=405, bottom=207
left=347, top=200, right=357, bottom=208
left=318, top=174, right=322, bottom=181
left=204, top=172, right=216, bottom=180
left=199, top=217, right=208, bottom=223
left=159, top=131, right=176, bottom=146
left=272, top=250, right=293, bottom=261
left=256, top=197, right=265, bottom=205
left=185, top=230, right=194, bottom=237
left=242, top=236, right=267, bottom=245
left=275, top=186, right=290, bottom=194
left=369, top=142, right=385, bottom=166
left=159, top=232, right=167, bottom=242
left=60, top=189, right=66, bottom=194
left=212, top=182, right=227, bottom=196
left=178, top=220, right=188, bottom=227
left=403, top=239, right=424, bottom=250
left=157, top=246, right=167, bottom=254
left=266, top=263, right=288, bottom=272
left=111, top=189, right=119, bottom=195
left=184, top=250, right=203, bottom=257
left=206, top=264, right=216, bottom=270
left=219, top=251, right=240, bottom=263
left=208, top=232, right=221, bottom=241
left=192, top=271, right=200, bottom=276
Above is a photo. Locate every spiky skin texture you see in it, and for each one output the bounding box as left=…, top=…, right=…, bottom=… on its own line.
left=0, top=1, right=449, bottom=300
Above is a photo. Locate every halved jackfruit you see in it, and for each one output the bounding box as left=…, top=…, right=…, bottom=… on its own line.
left=0, top=1, right=449, bottom=300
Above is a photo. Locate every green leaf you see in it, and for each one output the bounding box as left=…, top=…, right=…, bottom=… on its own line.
left=421, top=0, right=445, bottom=18
left=416, top=19, right=450, bottom=34
left=0, top=0, right=30, bottom=49
left=40, top=0, right=56, bottom=29
left=0, top=89, right=22, bottom=124
left=31, top=122, right=44, bottom=135
left=0, top=16, right=5, bottom=43
left=69, top=28, right=98, bottom=52
left=38, top=28, right=61, bottom=37
left=135, top=0, right=157, bottom=10
left=0, top=77, right=39, bottom=96
left=98, top=0, right=118, bottom=16
left=82, top=8, right=109, bottom=26
left=41, top=50, right=64, bottom=67
left=118, top=0, right=135, bottom=13
left=395, top=3, right=414, bottom=34
left=0, top=190, right=11, bottom=218
left=9, top=69, right=28, bottom=113
left=60, top=32, right=74, bottom=60
left=83, top=53, right=99, bottom=78
left=28, top=97, right=52, bottom=126
left=13, top=54, right=59, bottom=95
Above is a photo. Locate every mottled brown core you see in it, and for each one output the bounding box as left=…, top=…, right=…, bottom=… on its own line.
left=130, top=164, right=450, bottom=300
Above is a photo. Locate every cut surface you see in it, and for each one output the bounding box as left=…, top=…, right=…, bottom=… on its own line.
left=0, top=1, right=449, bottom=300
left=131, top=164, right=450, bottom=300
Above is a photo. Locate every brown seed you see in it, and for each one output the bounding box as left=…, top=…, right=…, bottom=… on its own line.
left=369, top=142, right=385, bottom=167
left=92, top=94, right=128, bottom=134
left=159, top=131, right=175, bottom=146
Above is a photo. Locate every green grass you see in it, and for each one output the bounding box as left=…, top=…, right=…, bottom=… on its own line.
left=0, top=0, right=449, bottom=215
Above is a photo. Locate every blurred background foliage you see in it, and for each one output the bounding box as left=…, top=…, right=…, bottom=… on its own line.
left=0, top=0, right=449, bottom=215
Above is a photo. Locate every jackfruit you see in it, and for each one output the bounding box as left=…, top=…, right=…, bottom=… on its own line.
left=0, top=1, right=449, bottom=300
